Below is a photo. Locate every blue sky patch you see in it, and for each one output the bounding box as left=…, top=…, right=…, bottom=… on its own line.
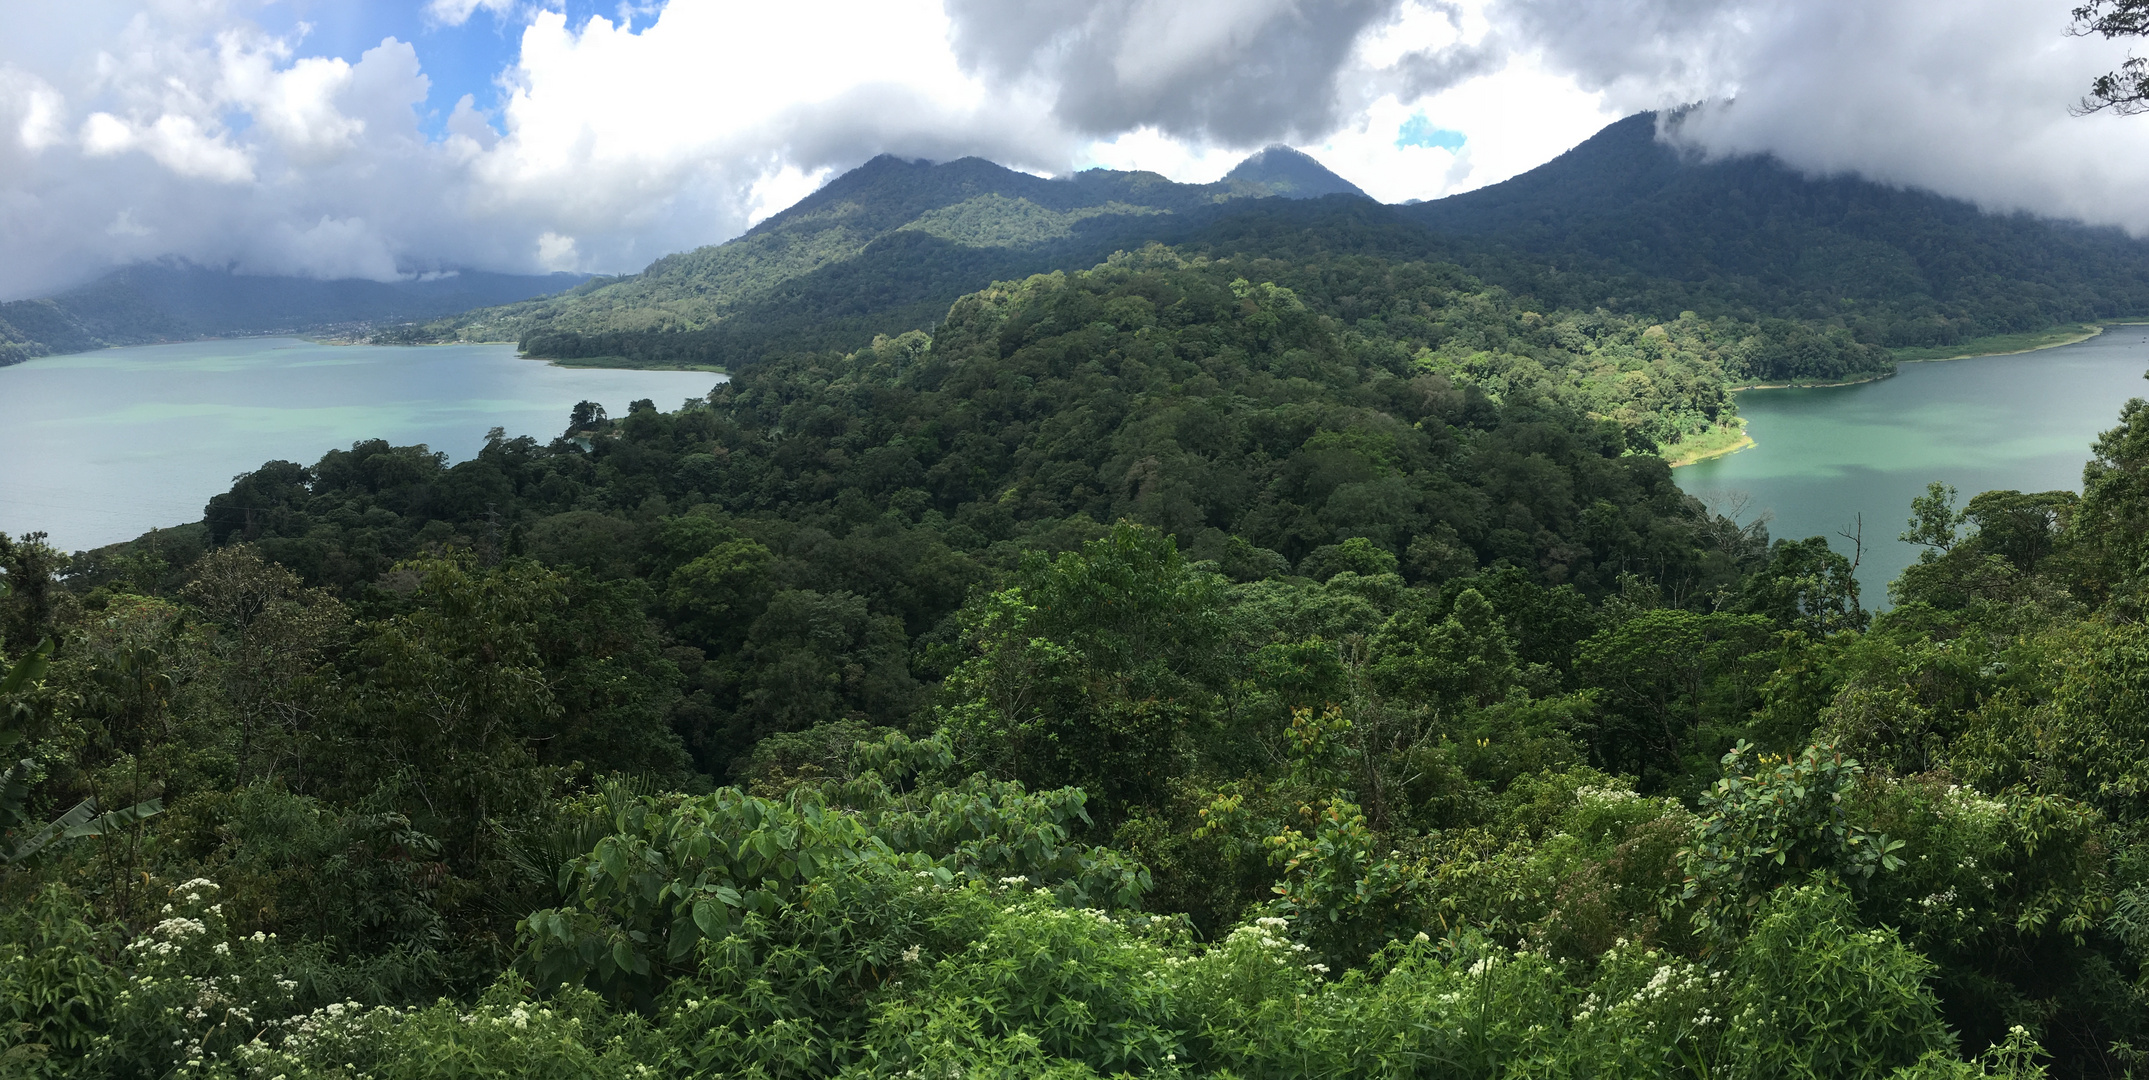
left=252, top=1, right=665, bottom=139
left=1396, top=114, right=1465, bottom=152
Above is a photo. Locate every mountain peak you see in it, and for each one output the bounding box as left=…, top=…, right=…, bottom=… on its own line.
left=1223, top=146, right=1368, bottom=200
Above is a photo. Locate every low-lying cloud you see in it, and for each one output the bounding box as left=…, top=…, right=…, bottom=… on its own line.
left=1496, top=0, right=2149, bottom=233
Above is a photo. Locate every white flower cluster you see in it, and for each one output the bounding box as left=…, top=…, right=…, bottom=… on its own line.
left=1220, top=916, right=1326, bottom=975
left=1941, top=784, right=2008, bottom=823
left=1573, top=945, right=1723, bottom=1037
left=128, top=917, right=210, bottom=958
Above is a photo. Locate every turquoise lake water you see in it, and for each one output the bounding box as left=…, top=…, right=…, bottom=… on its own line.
left=1676, top=328, right=2149, bottom=604
left=8, top=330, right=2147, bottom=591
left=0, top=338, right=723, bottom=552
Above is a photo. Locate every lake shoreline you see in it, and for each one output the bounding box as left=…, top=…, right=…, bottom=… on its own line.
left=1686, top=322, right=2129, bottom=467
left=1727, top=322, right=2129, bottom=394
left=0, top=337, right=720, bottom=552
left=1676, top=327, right=2149, bottom=605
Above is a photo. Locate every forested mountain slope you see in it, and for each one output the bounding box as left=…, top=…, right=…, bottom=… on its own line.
left=1402, top=112, right=2149, bottom=347
left=3, top=251, right=2147, bottom=1076
left=0, top=262, right=585, bottom=365
left=406, top=152, right=1367, bottom=366
left=410, top=112, right=2149, bottom=371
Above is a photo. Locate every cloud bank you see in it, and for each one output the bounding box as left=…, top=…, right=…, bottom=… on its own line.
left=1, top=0, right=2146, bottom=300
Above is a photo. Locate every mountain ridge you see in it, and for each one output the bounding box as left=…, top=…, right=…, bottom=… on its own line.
left=17, top=115, right=2149, bottom=369
left=434, top=111, right=2149, bottom=369
left=403, top=151, right=1372, bottom=366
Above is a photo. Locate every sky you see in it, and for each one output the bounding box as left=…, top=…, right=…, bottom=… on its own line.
left=1, top=0, right=2147, bottom=299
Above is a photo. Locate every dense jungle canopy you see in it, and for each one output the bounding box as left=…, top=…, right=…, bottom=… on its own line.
left=1, top=247, right=2146, bottom=1079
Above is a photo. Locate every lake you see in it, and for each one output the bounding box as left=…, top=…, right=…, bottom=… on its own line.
left=1676, top=327, right=2149, bottom=604
left=0, top=338, right=724, bottom=552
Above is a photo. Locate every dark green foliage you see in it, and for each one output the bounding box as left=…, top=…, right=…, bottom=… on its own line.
left=12, top=247, right=2149, bottom=1078
left=1578, top=610, right=1782, bottom=790
left=1734, top=536, right=1870, bottom=635
left=1680, top=742, right=1906, bottom=936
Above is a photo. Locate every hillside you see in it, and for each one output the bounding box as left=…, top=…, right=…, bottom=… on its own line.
left=401, top=152, right=1373, bottom=366
left=1401, top=112, right=2149, bottom=348
left=0, top=262, right=587, bottom=365
left=7, top=251, right=2148, bottom=1077
left=411, top=112, right=2149, bottom=371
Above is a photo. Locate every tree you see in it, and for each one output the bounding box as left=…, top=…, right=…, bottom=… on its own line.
left=936, top=523, right=1227, bottom=814
left=1733, top=536, right=1868, bottom=636
left=2069, top=394, right=2149, bottom=609
left=0, top=614, right=161, bottom=869
left=2072, top=1, right=2149, bottom=114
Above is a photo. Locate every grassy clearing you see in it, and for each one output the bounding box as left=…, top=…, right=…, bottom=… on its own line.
left=1663, top=419, right=1753, bottom=468
left=1890, top=323, right=2107, bottom=363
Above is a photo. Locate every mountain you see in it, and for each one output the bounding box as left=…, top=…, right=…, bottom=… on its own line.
left=0, top=262, right=588, bottom=365
left=1223, top=145, right=1369, bottom=199
left=1397, top=112, right=2149, bottom=348
left=402, top=113, right=2149, bottom=369
left=401, top=153, right=1380, bottom=368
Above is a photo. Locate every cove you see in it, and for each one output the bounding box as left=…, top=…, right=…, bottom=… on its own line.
left=0, top=337, right=724, bottom=552
left=1676, top=328, right=2149, bottom=605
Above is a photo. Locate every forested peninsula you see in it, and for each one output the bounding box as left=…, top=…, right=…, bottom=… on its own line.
left=3, top=247, right=2148, bottom=1078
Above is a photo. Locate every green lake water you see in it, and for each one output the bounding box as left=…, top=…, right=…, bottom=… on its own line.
left=0, top=338, right=724, bottom=552
left=1676, top=328, right=2149, bottom=604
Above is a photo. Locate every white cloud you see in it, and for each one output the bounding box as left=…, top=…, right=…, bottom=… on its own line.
left=424, top=0, right=519, bottom=30
left=6, top=0, right=2147, bottom=304
left=80, top=111, right=256, bottom=182
left=1670, top=0, right=2149, bottom=232
left=1079, top=126, right=1247, bottom=180
left=535, top=230, right=578, bottom=270
left=1347, top=48, right=1622, bottom=202
left=218, top=44, right=367, bottom=163
left=0, top=66, right=67, bottom=153
left=747, top=164, right=832, bottom=227
left=79, top=111, right=134, bottom=156
left=106, top=209, right=152, bottom=237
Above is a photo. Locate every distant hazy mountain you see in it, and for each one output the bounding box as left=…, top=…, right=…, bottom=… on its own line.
left=0, top=263, right=588, bottom=366
left=403, top=151, right=1374, bottom=367
left=1223, top=146, right=1370, bottom=199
